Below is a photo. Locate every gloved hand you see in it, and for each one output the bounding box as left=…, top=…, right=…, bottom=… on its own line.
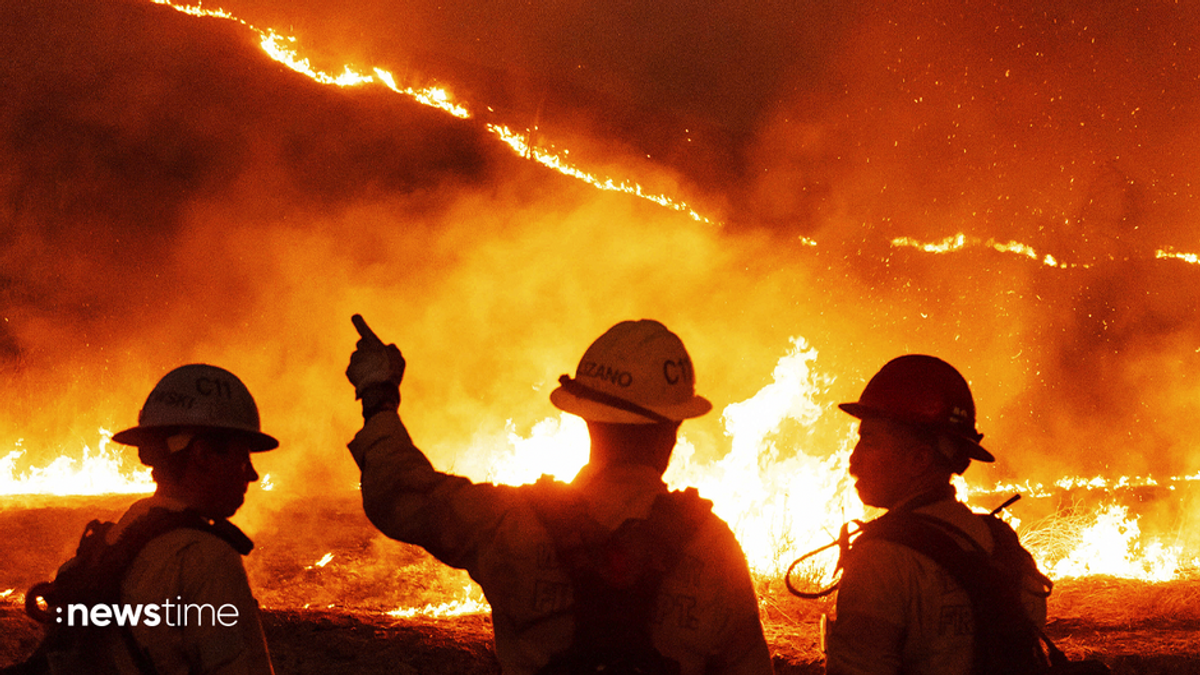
left=346, top=340, right=406, bottom=397
left=346, top=315, right=406, bottom=418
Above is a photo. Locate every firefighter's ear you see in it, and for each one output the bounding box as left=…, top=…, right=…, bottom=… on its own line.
left=906, top=432, right=945, bottom=475
left=933, top=434, right=969, bottom=475
left=188, top=435, right=222, bottom=466
left=937, top=435, right=957, bottom=462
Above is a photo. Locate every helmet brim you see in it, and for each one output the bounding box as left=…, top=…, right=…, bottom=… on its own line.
left=838, top=401, right=994, bottom=463
left=550, top=386, right=712, bottom=424
left=111, top=425, right=280, bottom=452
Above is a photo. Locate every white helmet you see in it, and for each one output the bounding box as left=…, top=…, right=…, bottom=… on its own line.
left=112, top=364, right=279, bottom=452
left=550, top=320, right=712, bottom=424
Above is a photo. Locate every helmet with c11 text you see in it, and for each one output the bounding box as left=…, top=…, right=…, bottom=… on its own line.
left=112, top=364, right=279, bottom=457
left=839, top=354, right=993, bottom=463
left=550, top=320, right=712, bottom=425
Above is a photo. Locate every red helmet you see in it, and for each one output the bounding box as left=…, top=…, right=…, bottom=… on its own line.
left=839, top=354, right=993, bottom=463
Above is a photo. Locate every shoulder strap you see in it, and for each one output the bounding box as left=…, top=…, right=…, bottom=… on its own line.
left=526, top=476, right=605, bottom=576
left=20, top=508, right=255, bottom=675
left=527, top=476, right=709, bottom=675
left=96, top=508, right=254, bottom=584
left=858, top=511, right=989, bottom=588
left=981, top=515, right=1053, bottom=599
left=856, top=511, right=1050, bottom=675
left=30, top=507, right=251, bottom=619
left=526, top=477, right=710, bottom=586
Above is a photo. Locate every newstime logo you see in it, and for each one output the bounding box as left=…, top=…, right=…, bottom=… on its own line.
left=57, top=597, right=239, bottom=627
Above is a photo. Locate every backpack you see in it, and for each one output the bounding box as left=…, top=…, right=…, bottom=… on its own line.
left=3, top=507, right=253, bottom=675
left=526, top=477, right=711, bottom=675
left=855, top=510, right=1110, bottom=675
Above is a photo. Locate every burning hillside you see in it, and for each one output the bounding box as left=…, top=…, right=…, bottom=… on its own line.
left=3, top=0, right=1199, bottom=481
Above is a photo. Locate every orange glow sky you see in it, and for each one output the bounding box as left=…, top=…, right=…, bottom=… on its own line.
left=3, top=0, right=1200, bottom=498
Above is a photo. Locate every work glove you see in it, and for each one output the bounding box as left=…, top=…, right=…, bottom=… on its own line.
left=347, top=340, right=406, bottom=396
left=346, top=314, right=406, bottom=418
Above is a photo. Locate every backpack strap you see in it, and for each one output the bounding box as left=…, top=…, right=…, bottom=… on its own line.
left=855, top=511, right=1050, bottom=675
left=19, top=507, right=255, bottom=675
left=858, top=512, right=991, bottom=592
left=527, top=476, right=710, bottom=675
left=980, top=515, right=1053, bottom=599
left=30, top=508, right=252, bottom=619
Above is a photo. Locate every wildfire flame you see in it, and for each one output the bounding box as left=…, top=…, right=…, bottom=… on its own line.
left=488, top=124, right=712, bottom=223
left=891, top=234, right=1072, bottom=268
left=307, top=553, right=334, bottom=570
left=4, top=342, right=1194, bottom=587
left=483, top=338, right=1199, bottom=584
left=148, top=0, right=710, bottom=222
left=386, top=583, right=490, bottom=619
left=1156, top=248, right=1200, bottom=265
left=893, top=235, right=1200, bottom=271
left=1, top=430, right=153, bottom=496
left=4, top=3, right=1198, bottom=629
left=1034, top=504, right=1191, bottom=582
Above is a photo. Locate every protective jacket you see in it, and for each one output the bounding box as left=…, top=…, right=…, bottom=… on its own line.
left=348, top=411, right=774, bottom=675
left=50, top=495, right=274, bottom=675
left=824, top=493, right=1047, bottom=675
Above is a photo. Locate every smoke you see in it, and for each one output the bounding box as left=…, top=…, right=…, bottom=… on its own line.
left=4, top=0, right=1200, bottom=514
left=0, top=0, right=499, bottom=486
left=740, top=0, right=1200, bottom=480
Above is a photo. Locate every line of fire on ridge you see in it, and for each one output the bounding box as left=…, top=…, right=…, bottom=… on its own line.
left=148, top=4, right=1200, bottom=257
left=891, top=233, right=1200, bottom=268
left=149, top=0, right=712, bottom=224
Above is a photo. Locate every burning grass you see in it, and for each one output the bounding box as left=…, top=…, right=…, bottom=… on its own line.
left=3, top=495, right=1200, bottom=673
left=1016, top=495, right=1200, bottom=582
left=5, top=578, right=1200, bottom=674
left=1050, top=577, right=1200, bottom=629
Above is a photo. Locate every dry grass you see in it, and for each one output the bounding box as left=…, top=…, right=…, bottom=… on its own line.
left=5, top=495, right=1200, bottom=672
left=1049, top=577, right=1200, bottom=628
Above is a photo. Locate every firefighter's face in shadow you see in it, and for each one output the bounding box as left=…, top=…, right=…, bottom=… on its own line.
left=187, top=434, right=260, bottom=519
left=849, top=418, right=935, bottom=509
